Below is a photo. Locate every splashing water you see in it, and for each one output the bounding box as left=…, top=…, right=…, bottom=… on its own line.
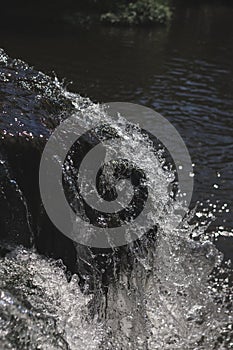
left=0, top=223, right=232, bottom=349
left=0, top=248, right=104, bottom=350
left=0, top=50, right=232, bottom=349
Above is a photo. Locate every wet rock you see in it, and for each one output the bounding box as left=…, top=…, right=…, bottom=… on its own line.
left=0, top=49, right=78, bottom=275
left=0, top=49, right=132, bottom=294
left=0, top=151, right=32, bottom=249
left=0, top=49, right=157, bottom=292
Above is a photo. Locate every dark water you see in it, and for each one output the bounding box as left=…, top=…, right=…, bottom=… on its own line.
left=0, top=3, right=233, bottom=349
left=1, top=2, right=232, bottom=253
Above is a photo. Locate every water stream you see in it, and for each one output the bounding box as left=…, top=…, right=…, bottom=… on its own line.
left=0, top=2, right=233, bottom=349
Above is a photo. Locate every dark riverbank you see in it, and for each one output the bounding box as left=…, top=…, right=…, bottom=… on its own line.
left=0, top=0, right=232, bottom=30
left=0, top=0, right=171, bottom=28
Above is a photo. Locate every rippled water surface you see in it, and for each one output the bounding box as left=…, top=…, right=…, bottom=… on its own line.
left=0, top=2, right=233, bottom=349
left=1, top=2, right=232, bottom=228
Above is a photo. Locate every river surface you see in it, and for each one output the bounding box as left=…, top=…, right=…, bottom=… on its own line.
left=0, top=1, right=233, bottom=349
left=1, top=1, right=232, bottom=231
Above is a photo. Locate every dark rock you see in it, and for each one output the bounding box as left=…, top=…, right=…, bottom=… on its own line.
left=0, top=150, right=32, bottom=248
left=0, top=49, right=135, bottom=293
left=0, top=49, right=79, bottom=278
left=0, top=49, right=158, bottom=293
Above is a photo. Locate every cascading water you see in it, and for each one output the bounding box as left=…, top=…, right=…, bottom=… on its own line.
left=0, top=50, right=232, bottom=350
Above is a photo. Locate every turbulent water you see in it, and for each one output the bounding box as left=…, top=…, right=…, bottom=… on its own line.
left=0, top=216, right=232, bottom=349
left=0, top=50, right=233, bottom=350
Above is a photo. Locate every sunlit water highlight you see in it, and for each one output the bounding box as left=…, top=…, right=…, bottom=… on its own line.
left=0, top=49, right=232, bottom=350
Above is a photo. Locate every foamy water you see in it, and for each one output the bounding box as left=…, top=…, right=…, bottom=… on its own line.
left=0, top=50, right=232, bottom=349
